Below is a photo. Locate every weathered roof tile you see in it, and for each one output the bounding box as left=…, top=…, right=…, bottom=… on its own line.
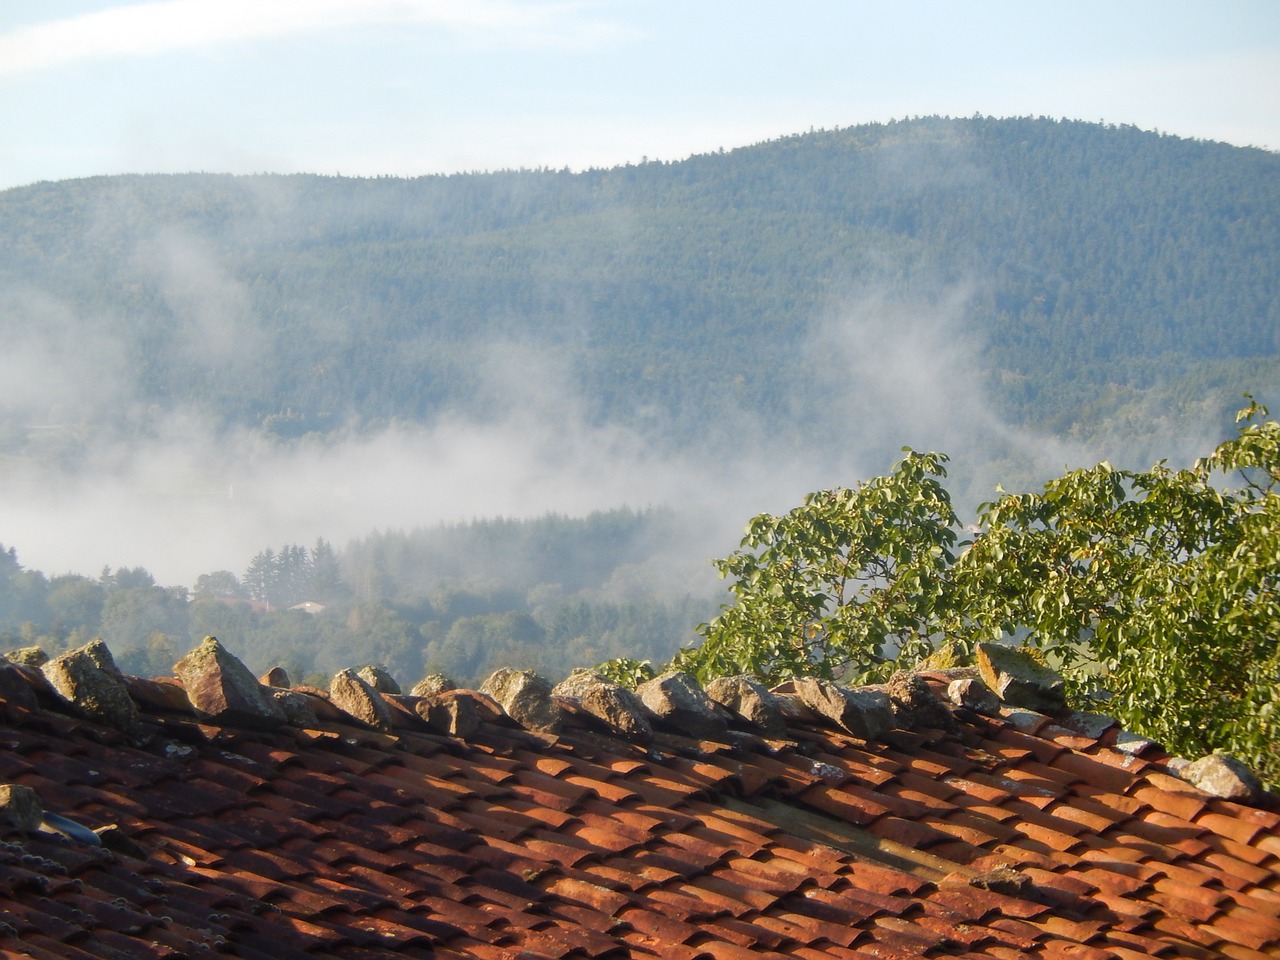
left=1, top=644, right=1277, bottom=960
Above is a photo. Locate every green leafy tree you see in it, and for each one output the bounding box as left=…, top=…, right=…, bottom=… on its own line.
left=45, top=574, right=106, bottom=642
left=677, top=405, right=1280, bottom=786
left=424, top=611, right=546, bottom=687
left=99, top=584, right=189, bottom=674
left=102, top=566, right=157, bottom=591
left=676, top=450, right=958, bottom=684
left=193, top=570, right=247, bottom=599
left=0, top=545, right=50, bottom=635
left=953, top=401, right=1280, bottom=783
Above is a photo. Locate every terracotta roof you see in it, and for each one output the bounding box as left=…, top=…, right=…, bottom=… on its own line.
left=2, top=652, right=1279, bottom=960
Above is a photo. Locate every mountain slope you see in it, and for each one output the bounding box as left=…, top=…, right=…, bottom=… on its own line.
left=2, top=116, right=1276, bottom=465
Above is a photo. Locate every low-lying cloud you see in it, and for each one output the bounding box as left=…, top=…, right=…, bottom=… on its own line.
left=0, top=195, right=1236, bottom=595
left=2, top=269, right=1227, bottom=593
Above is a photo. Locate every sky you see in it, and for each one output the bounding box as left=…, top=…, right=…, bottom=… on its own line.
left=1, top=0, right=1278, bottom=191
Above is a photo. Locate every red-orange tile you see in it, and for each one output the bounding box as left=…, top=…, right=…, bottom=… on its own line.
left=616, top=904, right=705, bottom=945
left=1216, top=945, right=1280, bottom=960
left=867, top=915, right=952, bottom=954
left=694, top=936, right=788, bottom=960
left=799, top=782, right=891, bottom=825
left=1072, top=783, right=1146, bottom=815
left=802, top=882, right=916, bottom=921
left=773, top=908, right=867, bottom=948
left=1196, top=810, right=1267, bottom=847
left=1045, top=797, right=1133, bottom=835
left=992, top=725, right=1068, bottom=765
left=1208, top=903, right=1280, bottom=948
left=1128, top=783, right=1209, bottom=823
left=868, top=815, right=963, bottom=850
left=1198, top=829, right=1273, bottom=867
left=933, top=808, right=1022, bottom=847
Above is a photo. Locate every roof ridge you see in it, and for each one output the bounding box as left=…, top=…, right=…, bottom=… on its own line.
left=3, top=636, right=1275, bottom=811
left=3, top=637, right=1280, bottom=959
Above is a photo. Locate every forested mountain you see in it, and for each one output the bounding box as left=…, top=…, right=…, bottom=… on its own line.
left=2, top=116, right=1276, bottom=456
left=1, top=116, right=1277, bottom=683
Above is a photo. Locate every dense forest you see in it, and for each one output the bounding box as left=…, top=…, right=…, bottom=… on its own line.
left=0, top=509, right=714, bottom=686
left=2, top=116, right=1277, bottom=458
left=1, top=116, right=1277, bottom=680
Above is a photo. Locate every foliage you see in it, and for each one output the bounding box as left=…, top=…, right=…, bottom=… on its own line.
left=677, top=451, right=958, bottom=685
left=680, top=405, right=1280, bottom=785
left=194, top=570, right=246, bottom=600
left=241, top=539, right=345, bottom=609
left=0, top=509, right=712, bottom=689
left=953, top=400, right=1280, bottom=784
left=592, top=657, right=657, bottom=690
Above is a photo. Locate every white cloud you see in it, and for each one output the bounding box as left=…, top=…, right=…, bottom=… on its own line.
left=0, top=0, right=628, bottom=79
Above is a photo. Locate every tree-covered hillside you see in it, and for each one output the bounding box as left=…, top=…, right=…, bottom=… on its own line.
left=0, top=509, right=713, bottom=687
left=2, top=116, right=1276, bottom=461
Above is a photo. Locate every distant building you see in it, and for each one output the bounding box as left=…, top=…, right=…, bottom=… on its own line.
left=290, top=601, right=326, bottom=615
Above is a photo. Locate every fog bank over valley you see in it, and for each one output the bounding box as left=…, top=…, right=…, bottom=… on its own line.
left=1, top=118, right=1275, bottom=597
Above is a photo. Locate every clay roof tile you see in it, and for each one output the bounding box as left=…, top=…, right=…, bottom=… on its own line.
left=0, top=651, right=1277, bottom=960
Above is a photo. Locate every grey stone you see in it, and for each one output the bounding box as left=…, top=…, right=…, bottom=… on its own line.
left=163, top=742, right=197, bottom=762
left=1113, top=730, right=1161, bottom=757
left=885, top=671, right=957, bottom=732
left=841, top=688, right=895, bottom=740
left=1180, top=754, right=1265, bottom=804
left=808, top=760, right=850, bottom=784
left=976, top=643, right=1066, bottom=713
left=259, top=666, right=291, bottom=688
left=356, top=664, right=401, bottom=695
left=1001, top=707, right=1053, bottom=733
left=767, top=684, right=817, bottom=724
left=553, top=669, right=652, bottom=742
left=4, top=646, right=48, bottom=667
left=784, top=677, right=893, bottom=741
left=947, top=676, right=1001, bottom=714
left=1056, top=709, right=1119, bottom=741
left=552, top=668, right=609, bottom=701
left=481, top=668, right=563, bottom=733
left=635, top=671, right=729, bottom=740
left=272, top=689, right=319, bottom=727
left=41, top=639, right=140, bottom=733
left=329, top=668, right=395, bottom=731
left=925, top=666, right=980, bottom=682
left=173, top=637, right=286, bottom=728
left=704, top=675, right=786, bottom=737
left=969, top=865, right=1035, bottom=898
left=415, top=690, right=481, bottom=737
left=410, top=673, right=456, bottom=698
left=0, top=783, right=43, bottom=832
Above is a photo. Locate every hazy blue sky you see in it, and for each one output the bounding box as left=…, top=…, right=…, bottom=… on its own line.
left=1, top=1, right=1278, bottom=189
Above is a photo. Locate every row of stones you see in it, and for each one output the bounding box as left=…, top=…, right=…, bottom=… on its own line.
left=2, top=635, right=1265, bottom=806
left=4, top=633, right=1036, bottom=748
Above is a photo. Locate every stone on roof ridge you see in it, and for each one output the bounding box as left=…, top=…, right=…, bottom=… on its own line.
left=2, top=636, right=1274, bottom=808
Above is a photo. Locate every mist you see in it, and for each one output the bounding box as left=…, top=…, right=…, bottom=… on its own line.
left=0, top=273, right=1167, bottom=594
left=2, top=123, right=1270, bottom=597
left=0, top=272, right=1240, bottom=595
